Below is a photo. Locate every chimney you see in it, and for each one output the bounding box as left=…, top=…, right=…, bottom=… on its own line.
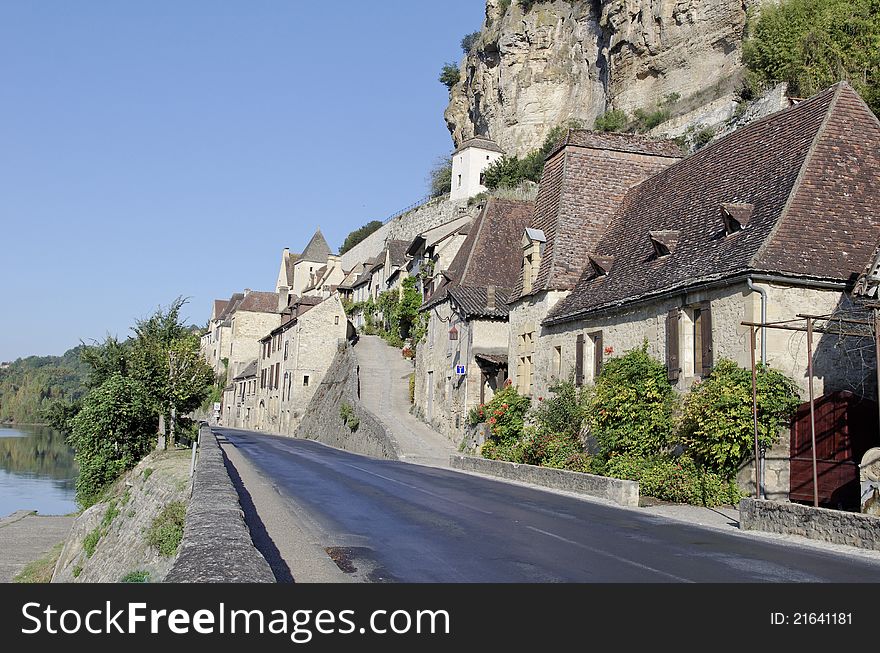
left=487, top=285, right=496, bottom=310
left=277, top=288, right=290, bottom=313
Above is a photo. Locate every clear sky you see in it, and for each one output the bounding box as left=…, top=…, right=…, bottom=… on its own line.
left=0, top=1, right=486, bottom=361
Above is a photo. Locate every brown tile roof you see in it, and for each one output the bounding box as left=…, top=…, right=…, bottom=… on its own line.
left=423, top=198, right=534, bottom=317
left=453, top=136, right=504, bottom=155
left=233, top=360, right=258, bottom=381
left=212, top=300, right=229, bottom=320
left=237, top=291, right=279, bottom=314
left=546, top=82, right=880, bottom=326
left=386, top=240, right=410, bottom=268
left=217, top=293, right=244, bottom=321
left=511, top=130, right=682, bottom=301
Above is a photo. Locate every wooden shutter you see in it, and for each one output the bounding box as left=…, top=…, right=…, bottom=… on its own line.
left=575, top=334, right=585, bottom=387
left=666, top=309, right=680, bottom=383
left=700, top=302, right=713, bottom=377
left=592, top=330, right=604, bottom=379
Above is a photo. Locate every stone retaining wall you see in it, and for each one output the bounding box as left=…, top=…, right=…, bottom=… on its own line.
left=165, top=427, right=275, bottom=582
left=739, top=498, right=880, bottom=551
left=449, top=455, right=639, bottom=507
left=294, top=343, right=399, bottom=460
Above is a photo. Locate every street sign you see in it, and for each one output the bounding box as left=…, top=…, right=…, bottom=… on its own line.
left=455, top=365, right=466, bottom=375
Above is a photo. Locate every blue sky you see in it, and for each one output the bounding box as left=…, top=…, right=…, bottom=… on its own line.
left=0, top=1, right=485, bottom=360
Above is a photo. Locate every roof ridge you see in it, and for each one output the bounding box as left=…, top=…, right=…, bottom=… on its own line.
left=457, top=200, right=489, bottom=284
left=749, top=83, right=844, bottom=268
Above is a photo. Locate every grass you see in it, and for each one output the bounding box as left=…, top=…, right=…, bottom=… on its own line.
left=120, top=570, right=149, bottom=583
left=145, top=501, right=186, bottom=557
left=142, top=467, right=154, bottom=481
left=83, top=527, right=101, bottom=558
left=13, top=542, right=63, bottom=583
left=72, top=565, right=83, bottom=578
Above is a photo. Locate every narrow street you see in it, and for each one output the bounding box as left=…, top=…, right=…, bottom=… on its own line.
left=217, top=428, right=880, bottom=583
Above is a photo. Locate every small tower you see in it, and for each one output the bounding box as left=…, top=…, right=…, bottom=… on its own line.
left=450, top=136, right=504, bottom=201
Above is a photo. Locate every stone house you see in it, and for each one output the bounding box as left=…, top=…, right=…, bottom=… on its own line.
left=275, top=229, right=333, bottom=298
left=252, top=294, right=350, bottom=434
left=381, top=240, right=411, bottom=295
left=200, top=296, right=237, bottom=379
left=450, top=137, right=505, bottom=201
left=301, top=254, right=346, bottom=298
left=336, top=263, right=364, bottom=305
left=405, top=215, right=473, bottom=299
left=224, top=290, right=282, bottom=382
left=415, top=198, right=534, bottom=440
left=531, top=83, right=880, bottom=499
left=228, top=360, right=258, bottom=429
left=506, top=130, right=683, bottom=396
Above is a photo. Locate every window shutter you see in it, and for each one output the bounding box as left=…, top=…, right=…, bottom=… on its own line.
left=666, top=309, right=680, bottom=383
left=593, top=330, right=604, bottom=379
left=575, top=334, right=585, bottom=387
left=700, top=302, right=713, bottom=377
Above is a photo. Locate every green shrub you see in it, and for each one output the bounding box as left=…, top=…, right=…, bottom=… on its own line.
left=604, top=453, right=742, bottom=507
left=339, top=220, right=383, bottom=255
left=594, top=109, right=629, bottom=132
left=439, top=62, right=460, bottom=89
left=677, top=359, right=800, bottom=478
left=587, top=343, right=676, bottom=458
left=480, top=437, right=524, bottom=463
left=633, top=107, right=670, bottom=132
left=146, top=501, right=186, bottom=557
left=429, top=158, right=452, bottom=198
left=72, top=565, right=83, bottom=579
left=142, top=467, right=154, bottom=481
left=83, top=527, right=101, bottom=558
left=461, top=31, right=480, bottom=54
left=120, top=570, right=149, bottom=583
left=101, top=500, right=119, bottom=530
left=519, top=429, right=591, bottom=473
left=743, top=0, right=879, bottom=116
left=477, top=383, right=531, bottom=446
left=531, top=378, right=590, bottom=439
left=692, top=126, right=716, bottom=150
left=339, top=403, right=360, bottom=432
left=408, top=374, right=415, bottom=405
left=67, top=374, right=156, bottom=508
left=482, top=121, right=581, bottom=190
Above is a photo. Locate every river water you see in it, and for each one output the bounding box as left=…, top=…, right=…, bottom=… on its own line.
left=0, top=425, right=78, bottom=517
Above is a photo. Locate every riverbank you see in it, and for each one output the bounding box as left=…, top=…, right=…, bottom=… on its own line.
left=0, top=511, right=74, bottom=582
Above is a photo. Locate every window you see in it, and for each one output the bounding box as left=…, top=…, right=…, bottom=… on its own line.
left=517, top=330, right=535, bottom=395
left=274, top=363, right=280, bottom=389
left=303, top=375, right=310, bottom=387
left=335, top=316, right=340, bottom=325
left=553, top=346, right=562, bottom=378
left=479, top=172, right=485, bottom=186
left=284, top=341, right=288, bottom=361
left=457, top=174, right=462, bottom=188
left=680, top=303, right=713, bottom=379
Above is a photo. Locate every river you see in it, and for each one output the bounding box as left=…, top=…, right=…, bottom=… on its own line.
left=0, top=425, right=78, bottom=517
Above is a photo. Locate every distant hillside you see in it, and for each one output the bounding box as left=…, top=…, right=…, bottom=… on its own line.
left=0, top=346, right=90, bottom=425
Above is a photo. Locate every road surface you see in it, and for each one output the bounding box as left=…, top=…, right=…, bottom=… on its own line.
left=218, top=428, right=880, bottom=582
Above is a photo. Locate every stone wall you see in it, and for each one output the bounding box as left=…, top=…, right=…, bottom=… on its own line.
left=294, top=344, right=400, bottom=460
left=166, top=427, right=275, bottom=582
left=228, top=310, right=281, bottom=380
left=740, top=498, right=880, bottom=551
left=340, top=197, right=475, bottom=271
left=450, top=454, right=639, bottom=507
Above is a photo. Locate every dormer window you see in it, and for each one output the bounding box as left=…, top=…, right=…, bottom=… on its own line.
left=589, top=254, right=615, bottom=277
left=522, top=228, right=546, bottom=294
left=650, top=230, right=680, bottom=258
left=721, top=203, right=754, bottom=235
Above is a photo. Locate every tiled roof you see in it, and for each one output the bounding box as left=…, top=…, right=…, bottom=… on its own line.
left=386, top=240, right=410, bottom=268
left=299, top=229, right=332, bottom=263
left=546, top=82, right=880, bottom=325
left=453, top=136, right=504, bottom=155
left=212, top=300, right=229, bottom=320
left=422, top=198, right=534, bottom=318
left=217, top=293, right=244, bottom=321
left=233, top=360, right=258, bottom=381
left=511, top=130, right=682, bottom=301
left=406, top=215, right=473, bottom=256
left=237, top=291, right=279, bottom=314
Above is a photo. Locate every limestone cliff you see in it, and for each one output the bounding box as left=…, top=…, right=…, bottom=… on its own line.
left=445, top=0, right=769, bottom=157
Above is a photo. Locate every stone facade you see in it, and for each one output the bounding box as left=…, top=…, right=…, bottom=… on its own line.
left=228, top=308, right=281, bottom=381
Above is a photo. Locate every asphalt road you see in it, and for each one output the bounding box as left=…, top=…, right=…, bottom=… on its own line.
left=218, top=428, right=880, bottom=583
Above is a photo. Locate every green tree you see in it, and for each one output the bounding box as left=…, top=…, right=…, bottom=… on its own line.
left=429, top=157, right=453, bottom=198
left=743, top=0, right=880, bottom=116
left=439, top=62, right=461, bottom=89
left=594, top=109, right=629, bottom=132
left=461, top=31, right=480, bottom=54
left=339, top=220, right=383, bottom=255
left=67, top=374, right=156, bottom=507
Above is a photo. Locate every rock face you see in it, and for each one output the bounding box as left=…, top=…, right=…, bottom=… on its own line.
left=445, top=0, right=766, bottom=157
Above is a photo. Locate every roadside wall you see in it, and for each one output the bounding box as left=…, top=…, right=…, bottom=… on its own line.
left=740, top=498, right=880, bottom=551
left=165, top=427, right=275, bottom=582
left=450, top=454, right=639, bottom=507
left=294, top=344, right=400, bottom=460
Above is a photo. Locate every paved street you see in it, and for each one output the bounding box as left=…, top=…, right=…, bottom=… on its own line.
left=218, top=428, right=880, bottom=582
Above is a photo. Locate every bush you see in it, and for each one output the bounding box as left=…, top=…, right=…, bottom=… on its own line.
left=67, top=374, right=156, bottom=508
left=476, top=382, right=531, bottom=446
left=121, top=570, right=149, bottom=583
left=408, top=374, right=415, bottom=404
left=531, top=378, right=590, bottom=439
left=604, top=453, right=742, bottom=507
left=482, top=122, right=580, bottom=190
left=83, top=527, right=101, bottom=558
left=339, top=403, right=360, bottom=432
left=594, top=109, right=629, bottom=132
left=146, top=501, right=186, bottom=557
left=461, top=31, right=480, bottom=54
left=743, top=0, right=879, bottom=117
left=587, top=343, right=676, bottom=458
left=439, top=62, right=460, bottom=89
left=677, top=359, right=800, bottom=478
left=520, top=429, right=591, bottom=473
left=633, top=107, right=670, bottom=132
left=429, top=157, right=452, bottom=198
